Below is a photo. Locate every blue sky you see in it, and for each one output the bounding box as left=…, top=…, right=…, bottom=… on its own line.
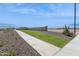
left=0, top=3, right=79, bottom=28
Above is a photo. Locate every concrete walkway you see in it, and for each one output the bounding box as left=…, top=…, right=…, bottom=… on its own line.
left=15, top=30, right=60, bottom=56
left=56, top=34, right=79, bottom=56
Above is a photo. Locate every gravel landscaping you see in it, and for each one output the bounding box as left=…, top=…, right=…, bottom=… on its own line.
left=0, top=29, right=40, bottom=56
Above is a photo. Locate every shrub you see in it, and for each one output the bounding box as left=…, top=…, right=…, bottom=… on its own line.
left=1, top=50, right=16, bottom=56
left=62, top=25, right=73, bottom=37
left=0, top=41, right=4, bottom=47
left=17, top=27, right=29, bottom=30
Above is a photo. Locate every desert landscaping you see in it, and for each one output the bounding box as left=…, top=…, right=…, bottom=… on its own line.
left=0, top=29, right=40, bottom=56
left=0, top=25, right=78, bottom=56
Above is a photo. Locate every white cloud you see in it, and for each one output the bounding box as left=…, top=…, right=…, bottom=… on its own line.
left=8, top=8, right=37, bottom=14
left=5, top=3, right=79, bottom=17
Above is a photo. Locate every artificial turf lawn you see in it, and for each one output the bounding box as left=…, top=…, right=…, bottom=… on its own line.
left=21, top=30, right=70, bottom=48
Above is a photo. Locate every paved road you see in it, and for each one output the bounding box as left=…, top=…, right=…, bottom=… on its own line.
left=15, top=30, right=60, bottom=56
left=56, top=34, right=79, bottom=56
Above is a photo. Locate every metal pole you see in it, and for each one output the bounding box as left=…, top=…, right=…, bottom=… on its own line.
left=74, top=3, right=76, bottom=36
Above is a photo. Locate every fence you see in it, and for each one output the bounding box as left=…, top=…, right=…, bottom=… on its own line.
left=30, top=26, right=48, bottom=31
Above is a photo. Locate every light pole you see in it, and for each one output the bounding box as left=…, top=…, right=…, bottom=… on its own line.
left=74, top=3, right=76, bottom=36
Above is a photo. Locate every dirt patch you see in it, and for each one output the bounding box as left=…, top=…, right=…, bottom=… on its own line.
left=43, top=31, right=73, bottom=40
left=0, top=29, right=40, bottom=56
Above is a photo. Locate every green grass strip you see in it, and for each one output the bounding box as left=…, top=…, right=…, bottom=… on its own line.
left=21, top=30, right=70, bottom=48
